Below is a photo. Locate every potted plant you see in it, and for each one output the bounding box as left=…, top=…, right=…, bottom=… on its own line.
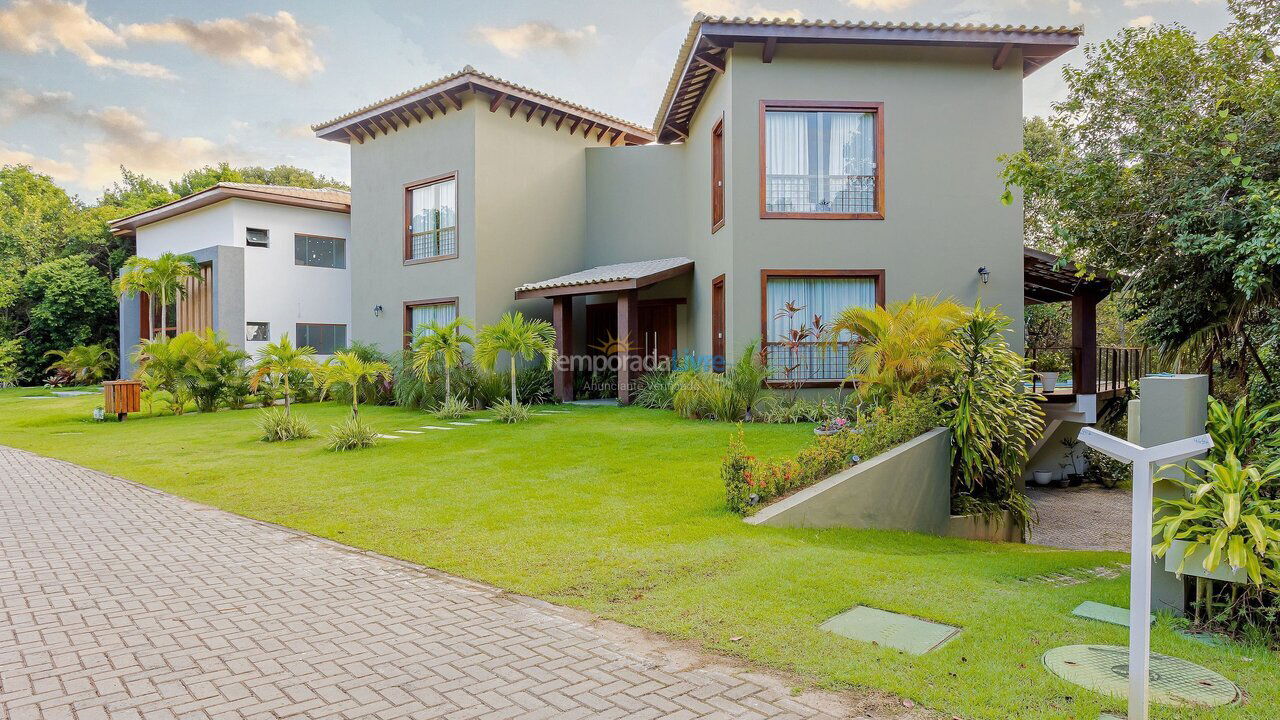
left=1060, top=437, right=1086, bottom=486
left=1034, top=350, right=1070, bottom=393
left=815, top=416, right=849, bottom=436
left=1032, top=470, right=1054, bottom=486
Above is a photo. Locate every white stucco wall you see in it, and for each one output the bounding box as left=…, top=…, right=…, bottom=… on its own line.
left=131, top=197, right=351, bottom=355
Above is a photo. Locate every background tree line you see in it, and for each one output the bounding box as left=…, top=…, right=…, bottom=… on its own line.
left=1006, top=0, right=1280, bottom=405
left=0, top=163, right=346, bottom=385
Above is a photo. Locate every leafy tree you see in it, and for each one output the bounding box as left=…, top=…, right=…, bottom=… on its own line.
left=250, top=333, right=316, bottom=414
left=17, top=256, right=117, bottom=383
left=169, top=163, right=348, bottom=197
left=411, top=317, right=474, bottom=400
left=44, top=343, right=117, bottom=385
left=474, top=312, right=557, bottom=406
left=319, top=351, right=392, bottom=419
left=0, top=337, right=20, bottom=386
left=114, top=252, right=203, bottom=340
left=0, top=166, right=79, bottom=320
left=1000, top=2, right=1280, bottom=383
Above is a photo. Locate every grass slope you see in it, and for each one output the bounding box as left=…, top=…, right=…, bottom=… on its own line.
left=0, top=388, right=1273, bottom=719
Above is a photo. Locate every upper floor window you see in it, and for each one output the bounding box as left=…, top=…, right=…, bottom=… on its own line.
left=711, top=116, right=725, bottom=232
left=405, top=173, right=458, bottom=263
left=246, top=228, right=270, bottom=247
left=759, top=101, right=884, bottom=220
left=296, top=323, right=346, bottom=355
left=295, top=234, right=346, bottom=268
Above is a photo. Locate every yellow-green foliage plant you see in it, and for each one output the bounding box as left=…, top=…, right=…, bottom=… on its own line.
left=411, top=317, right=474, bottom=401
left=827, top=295, right=965, bottom=402
left=250, top=333, right=316, bottom=416
left=319, top=351, right=393, bottom=419
left=473, top=312, right=556, bottom=409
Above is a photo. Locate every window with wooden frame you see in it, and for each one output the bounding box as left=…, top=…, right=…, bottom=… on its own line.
left=402, top=298, right=459, bottom=347
left=404, top=172, right=458, bottom=264
left=760, top=269, right=885, bottom=385
left=711, top=116, right=725, bottom=232
left=759, top=101, right=884, bottom=220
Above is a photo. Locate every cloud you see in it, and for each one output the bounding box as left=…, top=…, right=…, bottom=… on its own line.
left=1129, top=14, right=1156, bottom=27
left=0, top=0, right=173, bottom=78
left=472, top=21, right=598, bottom=57
left=0, top=143, right=79, bottom=184
left=843, top=0, right=918, bottom=11
left=680, top=0, right=806, bottom=19
left=122, top=11, right=323, bottom=81
left=0, top=84, right=235, bottom=191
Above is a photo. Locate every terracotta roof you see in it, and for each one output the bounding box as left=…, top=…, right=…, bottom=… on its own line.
left=110, top=183, right=350, bottom=235
left=654, top=14, right=1084, bottom=142
left=515, top=257, right=694, bottom=297
left=312, top=65, right=653, bottom=143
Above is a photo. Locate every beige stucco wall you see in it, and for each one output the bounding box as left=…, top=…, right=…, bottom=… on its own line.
left=725, top=43, right=1026, bottom=358
left=348, top=103, right=478, bottom=352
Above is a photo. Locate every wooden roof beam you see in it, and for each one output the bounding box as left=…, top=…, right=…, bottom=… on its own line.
left=694, top=52, right=726, bottom=74
left=488, top=91, right=508, bottom=112
left=762, top=36, right=777, bottom=63
left=993, top=43, right=1013, bottom=70
left=444, top=89, right=463, bottom=111
left=664, top=123, right=688, bottom=141
left=509, top=97, right=523, bottom=118
left=416, top=100, right=434, bottom=119
left=554, top=112, right=566, bottom=130
left=540, top=108, right=551, bottom=126
left=580, top=120, right=595, bottom=137
left=567, top=116, right=581, bottom=134
left=432, top=95, right=450, bottom=115
left=526, top=103, right=538, bottom=122
left=343, top=127, right=364, bottom=145
left=596, top=125, right=608, bottom=141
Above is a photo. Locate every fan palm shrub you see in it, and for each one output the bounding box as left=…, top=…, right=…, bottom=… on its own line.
left=320, top=351, right=393, bottom=419
left=184, top=330, right=250, bottom=413
left=249, top=334, right=316, bottom=415
left=827, top=295, right=965, bottom=402
left=412, top=317, right=473, bottom=400
left=474, top=312, right=557, bottom=407
left=130, top=333, right=201, bottom=414
left=114, top=253, right=203, bottom=340
left=44, top=343, right=117, bottom=385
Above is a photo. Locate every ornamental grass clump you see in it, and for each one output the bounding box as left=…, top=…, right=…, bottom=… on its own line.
left=326, top=416, right=379, bottom=451
left=434, top=394, right=471, bottom=419
left=492, top=398, right=533, bottom=424
left=257, top=407, right=316, bottom=443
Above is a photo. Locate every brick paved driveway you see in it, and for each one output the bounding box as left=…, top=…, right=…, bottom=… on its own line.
left=0, top=447, right=913, bottom=720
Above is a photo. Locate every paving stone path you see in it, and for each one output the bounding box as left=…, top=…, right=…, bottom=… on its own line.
left=0, top=446, right=920, bottom=720
left=1027, top=484, right=1133, bottom=552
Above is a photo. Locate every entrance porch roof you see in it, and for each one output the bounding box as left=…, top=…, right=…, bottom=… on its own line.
left=514, top=257, right=694, bottom=299
left=1024, top=247, right=1118, bottom=305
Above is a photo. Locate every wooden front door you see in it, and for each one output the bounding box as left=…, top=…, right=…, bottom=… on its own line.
left=638, top=302, right=677, bottom=362
left=711, top=274, right=725, bottom=372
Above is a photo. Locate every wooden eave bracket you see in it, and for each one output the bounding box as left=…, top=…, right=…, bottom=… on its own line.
left=993, top=43, right=1013, bottom=70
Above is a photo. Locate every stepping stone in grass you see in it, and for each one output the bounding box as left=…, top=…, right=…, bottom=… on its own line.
left=396, top=430, right=423, bottom=434
left=473, top=418, right=493, bottom=422
left=448, top=422, right=476, bottom=426
left=419, top=426, right=453, bottom=430
left=1072, top=601, right=1153, bottom=628
left=819, top=606, right=959, bottom=655
left=376, top=434, right=403, bottom=440
left=538, top=409, right=569, bottom=413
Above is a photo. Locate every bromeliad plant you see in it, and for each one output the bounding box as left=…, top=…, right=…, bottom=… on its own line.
left=1153, top=452, right=1280, bottom=587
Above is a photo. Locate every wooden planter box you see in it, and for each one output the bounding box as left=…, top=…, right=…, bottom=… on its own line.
left=1165, top=539, right=1249, bottom=584
left=102, top=380, right=141, bottom=419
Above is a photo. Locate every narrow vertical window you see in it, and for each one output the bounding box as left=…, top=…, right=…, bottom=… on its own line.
left=711, top=116, right=725, bottom=232
left=759, top=101, right=884, bottom=219
left=404, top=173, right=458, bottom=263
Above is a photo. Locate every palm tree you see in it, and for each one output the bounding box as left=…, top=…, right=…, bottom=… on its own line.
left=250, top=334, right=316, bottom=414
left=411, top=317, right=474, bottom=400
left=473, top=312, right=557, bottom=405
left=320, top=351, right=393, bottom=419
left=114, top=253, right=204, bottom=339
left=44, top=343, right=118, bottom=385
left=826, top=295, right=966, bottom=401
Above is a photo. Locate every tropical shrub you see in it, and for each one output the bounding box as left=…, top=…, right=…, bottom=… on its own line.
left=44, top=343, right=117, bottom=385
left=515, top=365, right=555, bottom=404
left=827, top=295, right=965, bottom=402
left=1084, top=447, right=1129, bottom=489
left=434, top=394, right=471, bottom=419
left=670, top=342, right=771, bottom=421
left=937, top=304, right=1043, bottom=524
left=257, top=407, right=316, bottom=442
left=474, top=311, right=557, bottom=406
left=325, top=416, right=379, bottom=451
left=329, top=341, right=394, bottom=406
left=851, top=392, right=941, bottom=461
left=411, top=317, right=473, bottom=400
left=492, top=397, right=533, bottom=424
left=633, top=370, right=676, bottom=409
left=0, top=337, right=20, bottom=387
left=458, top=364, right=508, bottom=408
left=16, top=256, right=117, bottom=385
left=114, top=252, right=203, bottom=340
left=250, top=334, right=316, bottom=415
left=184, top=330, right=250, bottom=413
left=1206, top=396, right=1280, bottom=467
left=320, top=351, right=393, bottom=419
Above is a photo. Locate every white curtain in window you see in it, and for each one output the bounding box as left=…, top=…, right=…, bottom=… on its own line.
left=765, top=112, right=809, bottom=176
left=765, top=276, right=877, bottom=341
left=410, top=303, right=458, bottom=336
left=827, top=112, right=875, bottom=177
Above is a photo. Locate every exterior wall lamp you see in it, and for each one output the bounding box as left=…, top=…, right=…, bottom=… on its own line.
left=977, top=266, right=991, bottom=284
left=373, top=304, right=383, bottom=317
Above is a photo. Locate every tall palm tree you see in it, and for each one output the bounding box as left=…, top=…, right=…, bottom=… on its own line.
left=826, top=295, right=966, bottom=401
left=44, top=343, right=118, bottom=385
left=249, top=334, right=316, bottom=414
left=114, top=253, right=204, bottom=339
left=320, top=351, right=393, bottom=419
left=473, top=312, right=557, bottom=405
left=411, top=317, right=474, bottom=400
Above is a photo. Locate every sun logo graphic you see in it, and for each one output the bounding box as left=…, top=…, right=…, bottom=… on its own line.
left=589, top=330, right=635, bottom=355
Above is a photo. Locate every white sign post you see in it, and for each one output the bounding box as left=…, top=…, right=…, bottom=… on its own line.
left=1076, top=427, right=1213, bottom=720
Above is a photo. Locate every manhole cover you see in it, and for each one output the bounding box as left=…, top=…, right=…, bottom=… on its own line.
left=1042, top=645, right=1240, bottom=707
left=819, top=606, right=959, bottom=655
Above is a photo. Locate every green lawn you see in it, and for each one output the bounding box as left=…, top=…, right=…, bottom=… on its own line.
left=0, top=388, right=1274, bottom=720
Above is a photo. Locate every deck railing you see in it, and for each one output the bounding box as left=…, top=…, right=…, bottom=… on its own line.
left=1027, top=345, right=1151, bottom=395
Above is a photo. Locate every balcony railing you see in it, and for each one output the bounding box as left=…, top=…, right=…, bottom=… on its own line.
left=1027, top=345, right=1151, bottom=396
left=762, top=341, right=853, bottom=384
left=764, top=174, right=876, bottom=214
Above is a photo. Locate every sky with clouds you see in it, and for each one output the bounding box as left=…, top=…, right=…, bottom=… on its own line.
left=0, top=0, right=1234, bottom=200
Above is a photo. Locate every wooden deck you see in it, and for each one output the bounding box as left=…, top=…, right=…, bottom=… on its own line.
left=1031, top=380, right=1132, bottom=404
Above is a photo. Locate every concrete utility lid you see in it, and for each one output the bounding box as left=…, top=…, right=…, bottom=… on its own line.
left=1042, top=645, right=1240, bottom=707
left=1072, top=601, right=1154, bottom=628
left=819, top=606, right=959, bottom=655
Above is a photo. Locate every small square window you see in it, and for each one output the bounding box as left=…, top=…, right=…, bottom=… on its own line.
left=246, top=322, right=270, bottom=342
left=246, top=228, right=270, bottom=247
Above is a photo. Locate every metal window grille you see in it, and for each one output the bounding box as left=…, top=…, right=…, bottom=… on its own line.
left=763, top=341, right=854, bottom=382
left=410, top=225, right=456, bottom=260
left=765, top=174, right=876, bottom=214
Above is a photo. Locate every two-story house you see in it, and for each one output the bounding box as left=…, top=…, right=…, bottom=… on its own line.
left=111, top=182, right=352, bottom=376
left=311, top=15, right=1090, bottom=405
